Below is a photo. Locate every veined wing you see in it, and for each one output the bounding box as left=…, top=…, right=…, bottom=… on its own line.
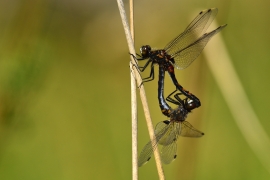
left=171, top=24, right=227, bottom=69
left=164, top=8, right=218, bottom=57
left=138, top=120, right=203, bottom=166
left=180, top=121, right=204, bottom=137
left=160, top=121, right=203, bottom=164
left=160, top=140, right=178, bottom=164
left=138, top=120, right=171, bottom=167
left=158, top=121, right=181, bottom=146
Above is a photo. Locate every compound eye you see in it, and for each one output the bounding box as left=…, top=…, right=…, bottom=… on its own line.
left=145, top=45, right=151, bottom=51
left=140, top=45, right=151, bottom=57
left=186, top=100, right=197, bottom=111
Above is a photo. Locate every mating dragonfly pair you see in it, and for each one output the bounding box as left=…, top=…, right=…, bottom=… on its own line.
left=131, top=8, right=227, bottom=167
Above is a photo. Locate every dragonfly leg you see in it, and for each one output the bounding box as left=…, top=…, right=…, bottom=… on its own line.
left=173, top=93, right=185, bottom=105
left=166, top=89, right=181, bottom=105
left=141, top=62, right=155, bottom=83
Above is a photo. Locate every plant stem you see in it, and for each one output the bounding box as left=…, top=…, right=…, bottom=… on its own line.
left=116, top=0, right=165, bottom=179
left=129, top=1, right=138, bottom=179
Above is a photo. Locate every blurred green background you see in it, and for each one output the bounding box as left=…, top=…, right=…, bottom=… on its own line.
left=0, top=0, right=270, bottom=179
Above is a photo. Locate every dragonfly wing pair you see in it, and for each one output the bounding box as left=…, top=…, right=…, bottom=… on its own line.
left=164, top=8, right=227, bottom=70
left=138, top=120, right=204, bottom=166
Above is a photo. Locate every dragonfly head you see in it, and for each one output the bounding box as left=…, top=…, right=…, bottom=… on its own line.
left=184, top=99, right=198, bottom=112
left=140, top=45, right=151, bottom=58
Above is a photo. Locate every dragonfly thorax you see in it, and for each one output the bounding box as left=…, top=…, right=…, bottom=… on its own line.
left=140, top=45, right=176, bottom=71
left=170, top=106, right=188, bottom=122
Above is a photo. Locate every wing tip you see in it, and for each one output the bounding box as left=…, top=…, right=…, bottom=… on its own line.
left=201, top=132, right=205, bottom=136
left=138, top=157, right=151, bottom=167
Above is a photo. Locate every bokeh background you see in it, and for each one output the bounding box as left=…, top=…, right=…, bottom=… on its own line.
left=0, top=0, right=270, bottom=179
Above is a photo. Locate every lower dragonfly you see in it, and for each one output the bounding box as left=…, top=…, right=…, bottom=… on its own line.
left=138, top=66, right=204, bottom=167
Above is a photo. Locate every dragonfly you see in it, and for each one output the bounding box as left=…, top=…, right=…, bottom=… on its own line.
left=138, top=66, right=204, bottom=167
left=132, top=8, right=227, bottom=108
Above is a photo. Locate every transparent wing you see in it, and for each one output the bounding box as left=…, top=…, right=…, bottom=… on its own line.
left=158, top=121, right=180, bottom=146
left=138, top=138, right=157, bottom=167
left=160, top=141, right=178, bottom=164
left=180, top=121, right=204, bottom=137
left=138, top=120, right=203, bottom=166
left=160, top=121, right=203, bottom=164
left=164, top=8, right=218, bottom=56
left=171, top=24, right=227, bottom=69
left=154, top=120, right=170, bottom=134
left=185, top=8, right=218, bottom=33
left=138, top=121, right=171, bottom=167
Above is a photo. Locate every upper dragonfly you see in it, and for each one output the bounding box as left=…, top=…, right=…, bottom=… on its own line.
left=132, top=8, right=227, bottom=108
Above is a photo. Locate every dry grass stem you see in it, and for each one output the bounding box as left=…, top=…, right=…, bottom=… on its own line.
left=204, top=20, right=270, bottom=174
left=129, top=1, right=138, bottom=180
left=116, top=0, right=165, bottom=179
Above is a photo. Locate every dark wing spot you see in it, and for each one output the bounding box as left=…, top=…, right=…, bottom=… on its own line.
left=163, top=120, right=170, bottom=125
